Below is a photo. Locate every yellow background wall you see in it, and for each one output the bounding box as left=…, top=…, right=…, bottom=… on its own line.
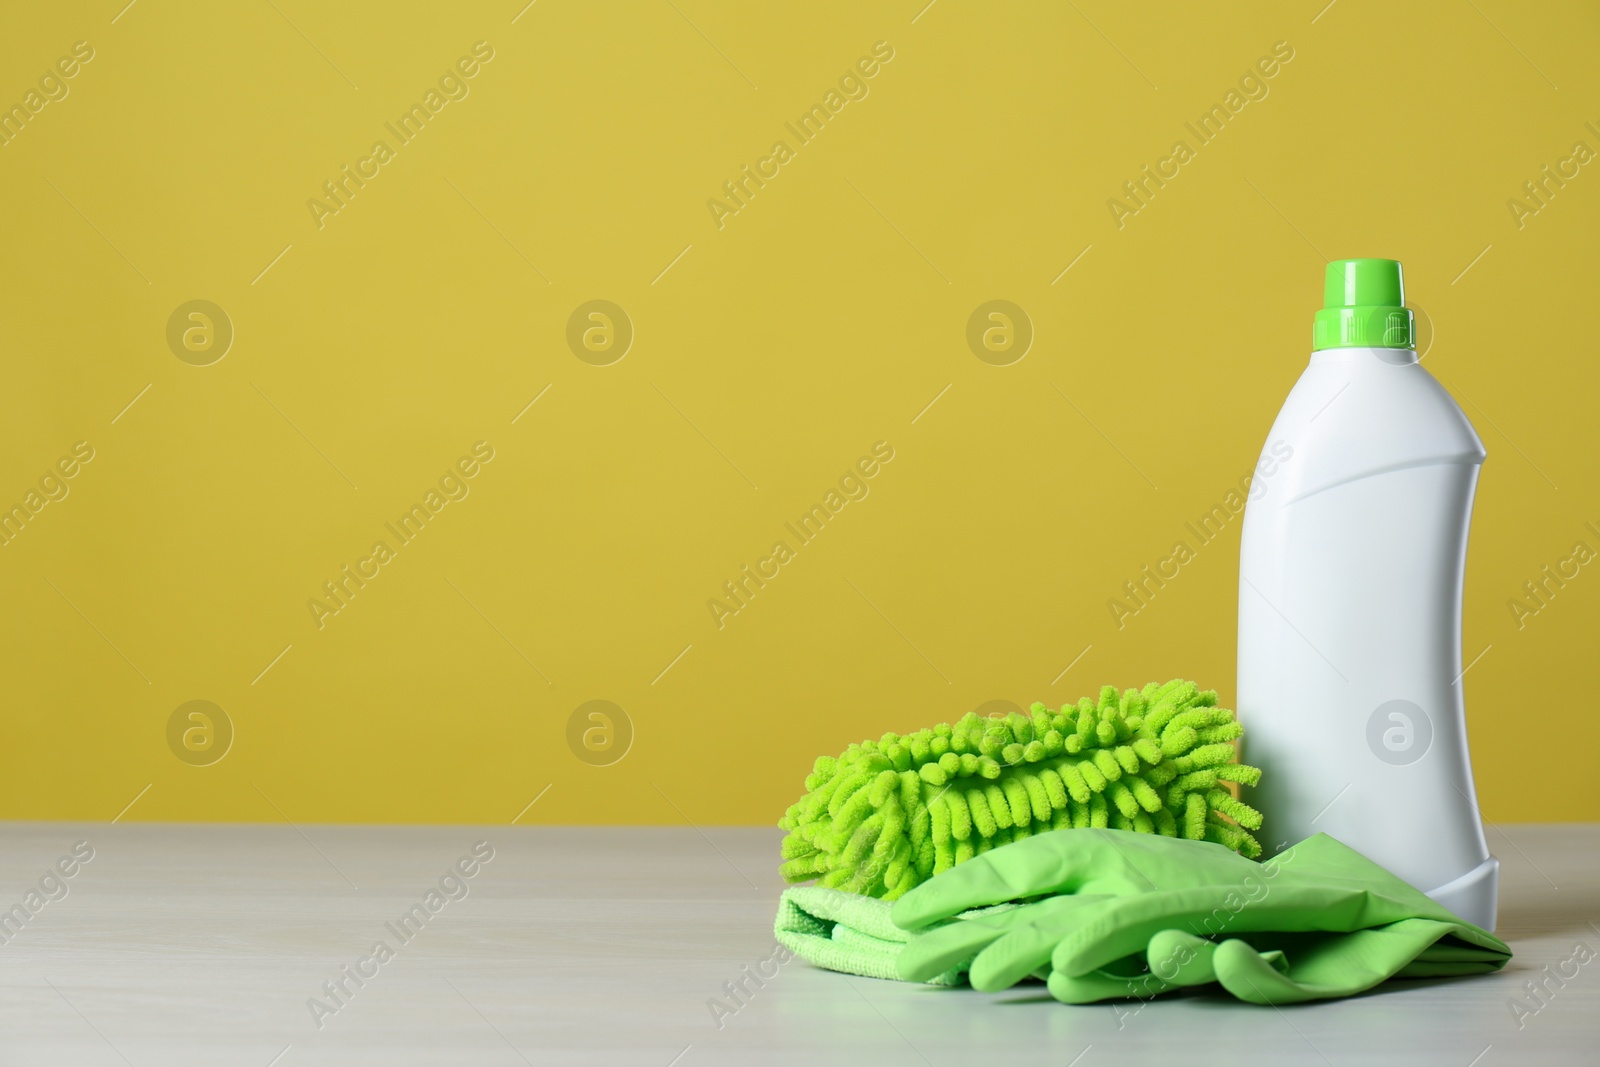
left=2, top=1, right=1595, bottom=826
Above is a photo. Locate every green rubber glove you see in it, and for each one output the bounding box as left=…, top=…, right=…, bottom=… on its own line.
left=892, top=829, right=1510, bottom=1004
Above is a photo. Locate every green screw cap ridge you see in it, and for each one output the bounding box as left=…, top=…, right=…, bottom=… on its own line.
left=1312, top=258, right=1415, bottom=351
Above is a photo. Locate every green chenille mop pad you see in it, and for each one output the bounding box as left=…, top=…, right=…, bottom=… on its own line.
left=778, top=680, right=1263, bottom=900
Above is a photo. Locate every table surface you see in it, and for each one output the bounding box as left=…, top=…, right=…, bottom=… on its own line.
left=0, top=821, right=1595, bottom=1065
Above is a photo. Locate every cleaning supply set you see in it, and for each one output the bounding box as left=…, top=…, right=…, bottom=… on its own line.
left=774, top=258, right=1507, bottom=1006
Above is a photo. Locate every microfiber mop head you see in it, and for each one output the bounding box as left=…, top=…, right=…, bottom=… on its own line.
left=778, top=680, right=1263, bottom=900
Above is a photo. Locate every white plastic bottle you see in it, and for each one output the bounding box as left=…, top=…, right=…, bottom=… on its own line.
left=1237, top=258, right=1498, bottom=930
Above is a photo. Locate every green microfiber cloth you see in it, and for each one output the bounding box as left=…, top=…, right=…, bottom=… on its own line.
left=775, top=830, right=1512, bottom=1005
left=773, top=886, right=1013, bottom=986
left=778, top=680, right=1263, bottom=900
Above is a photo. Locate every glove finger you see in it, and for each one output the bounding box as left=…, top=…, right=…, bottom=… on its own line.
left=896, top=916, right=1014, bottom=983
left=967, top=896, right=1114, bottom=992
left=1047, top=964, right=1179, bottom=1004
left=890, top=830, right=1096, bottom=931
left=1048, top=887, right=1237, bottom=978
left=1144, top=929, right=1221, bottom=987
left=1211, top=938, right=1323, bottom=1005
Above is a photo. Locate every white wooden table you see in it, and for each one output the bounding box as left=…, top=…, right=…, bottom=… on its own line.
left=0, top=822, right=1594, bottom=1065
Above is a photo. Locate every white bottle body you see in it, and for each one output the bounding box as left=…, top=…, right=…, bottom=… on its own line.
left=1237, top=346, right=1498, bottom=930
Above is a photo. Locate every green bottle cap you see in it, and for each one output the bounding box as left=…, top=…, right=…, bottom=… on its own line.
left=1312, top=258, right=1415, bottom=350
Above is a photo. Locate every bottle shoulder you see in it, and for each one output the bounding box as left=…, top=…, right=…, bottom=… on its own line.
left=1252, top=349, right=1485, bottom=508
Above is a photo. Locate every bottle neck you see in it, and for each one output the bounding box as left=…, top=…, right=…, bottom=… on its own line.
left=1311, top=346, right=1418, bottom=367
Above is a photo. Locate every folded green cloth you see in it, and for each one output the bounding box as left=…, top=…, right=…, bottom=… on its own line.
left=774, top=886, right=1017, bottom=985
left=777, top=830, right=1510, bottom=1005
